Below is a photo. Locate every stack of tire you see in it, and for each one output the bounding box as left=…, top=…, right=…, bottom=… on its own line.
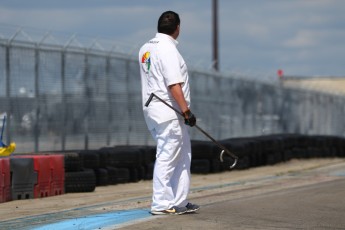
left=191, top=134, right=345, bottom=174
left=64, top=152, right=96, bottom=193
left=64, top=145, right=156, bottom=193
left=64, top=134, right=345, bottom=193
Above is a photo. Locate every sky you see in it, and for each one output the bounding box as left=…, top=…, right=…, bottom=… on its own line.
left=0, top=0, right=345, bottom=78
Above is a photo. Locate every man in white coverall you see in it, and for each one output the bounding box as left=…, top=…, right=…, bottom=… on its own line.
left=139, top=11, right=199, bottom=215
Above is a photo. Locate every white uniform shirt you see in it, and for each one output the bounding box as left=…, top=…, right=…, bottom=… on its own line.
left=139, top=33, right=190, bottom=130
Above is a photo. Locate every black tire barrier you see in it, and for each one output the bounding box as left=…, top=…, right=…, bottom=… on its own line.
left=106, top=146, right=144, bottom=168
left=78, top=150, right=100, bottom=169
left=64, top=152, right=82, bottom=172
left=26, top=134, right=345, bottom=198
left=210, top=158, right=222, bottom=173
left=106, top=167, right=119, bottom=185
left=129, top=167, right=139, bottom=183
left=142, top=146, right=157, bottom=165
left=115, top=168, right=130, bottom=184
left=94, top=168, right=109, bottom=186
left=98, top=147, right=112, bottom=168
left=136, top=165, right=146, bottom=181
left=61, top=134, right=345, bottom=181
left=191, top=159, right=211, bottom=174
left=1, top=134, right=345, bottom=203
left=65, top=168, right=96, bottom=193
left=145, top=162, right=155, bottom=180
left=191, top=140, right=214, bottom=160
left=63, top=146, right=149, bottom=192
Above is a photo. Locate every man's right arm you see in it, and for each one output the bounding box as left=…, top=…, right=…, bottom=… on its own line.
left=169, top=83, right=189, bottom=114
left=169, top=83, right=196, bottom=127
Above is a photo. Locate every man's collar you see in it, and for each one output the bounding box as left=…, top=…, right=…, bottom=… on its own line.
left=155, top=33, right=179, bottom=45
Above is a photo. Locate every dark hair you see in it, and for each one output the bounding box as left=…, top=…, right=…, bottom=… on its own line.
left=157, top=11, right=180, bottom=35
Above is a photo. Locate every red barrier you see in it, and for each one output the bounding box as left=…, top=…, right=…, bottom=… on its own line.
left=33, top=156, right=52, bottom=198
left=15, top=155, right=65, bottom=198
left=16, top=155, right=51, bottom=198
left=49, top=154, right=65, bottom=196
left=20, top=155, right=51, bottom=198
left=0, top=158, right=11, bottom=203
left=10, top=157, right=37, bottom=200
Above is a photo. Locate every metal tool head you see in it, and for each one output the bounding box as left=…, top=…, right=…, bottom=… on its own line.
left=220, top=149, right=238, bottom=169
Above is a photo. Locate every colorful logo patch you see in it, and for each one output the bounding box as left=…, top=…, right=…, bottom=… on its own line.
left=141, top=52, right=151, bottom=72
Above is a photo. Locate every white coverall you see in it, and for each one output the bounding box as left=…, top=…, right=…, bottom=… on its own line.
left=139, top=33, right=192, bottom=211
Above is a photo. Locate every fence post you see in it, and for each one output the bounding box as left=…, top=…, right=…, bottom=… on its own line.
left=61, top=51, right=66, bottom=151
left=125, top=59, right=131, bottom=145
left=5, top=45, right=11, bottom=144
left=106, top=55, right=111, bottom=146
left=84, top=52, right=89, bottom=150
left=34, top=46, right=40, bottom=152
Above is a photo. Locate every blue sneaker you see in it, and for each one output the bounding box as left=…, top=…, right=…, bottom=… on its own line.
left=150, top=206, right=187, bottom=215
left=186, top=203, right=200, bottom=213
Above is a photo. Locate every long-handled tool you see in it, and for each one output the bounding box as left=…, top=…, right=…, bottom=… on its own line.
left=145, top=93, right=238, bottom=169
left=0, top=115, right=6, bottom=147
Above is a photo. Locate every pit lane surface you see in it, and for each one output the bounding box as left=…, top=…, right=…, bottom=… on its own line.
left=0, top=158, right=344, bottom=229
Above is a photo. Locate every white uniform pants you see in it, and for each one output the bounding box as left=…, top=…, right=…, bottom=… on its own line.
left=150, top=119, right=191, bottom=211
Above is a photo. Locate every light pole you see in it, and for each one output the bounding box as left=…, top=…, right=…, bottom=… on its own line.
left=212, top=0, right=219, bottom=71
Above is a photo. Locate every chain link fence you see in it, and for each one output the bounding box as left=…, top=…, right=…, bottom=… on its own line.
left=1, top=28, right=344, bottom=153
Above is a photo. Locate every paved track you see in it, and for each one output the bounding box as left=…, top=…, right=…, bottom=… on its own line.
left=122, top=179, right=345, bottom=230
left=121, top=159, right=345, bottom=230
left=0, top=158, right=344, bottom=229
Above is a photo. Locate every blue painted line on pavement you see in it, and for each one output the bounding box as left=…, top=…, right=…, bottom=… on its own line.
left=31, top=209, right=151, bottom=230
left=1, top=175, right=282, bottom=230
left=330, top=171, right=345, bottom=177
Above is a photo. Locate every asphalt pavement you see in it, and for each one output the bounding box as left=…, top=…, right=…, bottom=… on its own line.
left=120, top=160, right=345, bottom=230
left=0, top=158, right=344, bottom=230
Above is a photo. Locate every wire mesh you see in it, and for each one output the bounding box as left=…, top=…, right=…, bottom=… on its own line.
left=0, top=27, right=344, bottom=153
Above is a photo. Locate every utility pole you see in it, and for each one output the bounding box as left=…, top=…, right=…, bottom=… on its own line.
left=212, top=0, right=219, bottom=71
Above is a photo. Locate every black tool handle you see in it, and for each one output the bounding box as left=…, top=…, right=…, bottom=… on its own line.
left=144, top=93, right=238, bottom=168
left=145, top=93, right=183, bottom=116
left=144, top=93, right=155, bottom=107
